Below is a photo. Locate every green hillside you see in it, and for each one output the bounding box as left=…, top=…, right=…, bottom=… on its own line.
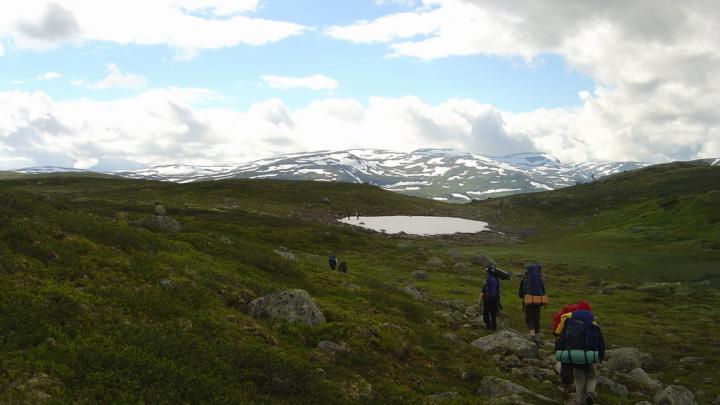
left=0, top=167, right=719, bottom=403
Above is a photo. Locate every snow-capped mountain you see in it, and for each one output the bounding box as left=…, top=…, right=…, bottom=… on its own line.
left=16, top=151, right=718, bottom=202
left=110, top=149, right=654, bottom=202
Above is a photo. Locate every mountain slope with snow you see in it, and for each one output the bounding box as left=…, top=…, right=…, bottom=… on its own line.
left=16, top=150, right=719, bottom=202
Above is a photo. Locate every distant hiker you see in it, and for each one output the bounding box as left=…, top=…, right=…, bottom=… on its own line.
left=555, top=308, right=605, bottom=404
left=481, top=265, right=502, bottom=330
left=328, top=255, right=338, bottom=270
left=356, top=211, right=359, bottom=220
left=338, top=261, right=348, bottom=273
left=518, top=263, right=548, bottom=341
left=154, top=202, right=167, bottom=216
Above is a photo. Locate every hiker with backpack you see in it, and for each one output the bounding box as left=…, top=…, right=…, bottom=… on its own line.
left=328, top=255, right=338, bottom=270
left=481, top=266, right=502, bottom=330
left=555, top=308, right=605, bottom=405
left=518, top=263, right=548, bottom=340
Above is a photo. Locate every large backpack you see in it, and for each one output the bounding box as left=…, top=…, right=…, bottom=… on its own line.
left=523, top=264, right=548, bottom=305
left=555, top=310, right=602, bottom=365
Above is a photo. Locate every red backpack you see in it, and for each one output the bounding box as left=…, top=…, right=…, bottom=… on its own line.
left=551, top=300, right=591, bottom=335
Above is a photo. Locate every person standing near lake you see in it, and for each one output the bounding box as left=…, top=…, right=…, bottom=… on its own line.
left=518, top=263, right=547, bottom=341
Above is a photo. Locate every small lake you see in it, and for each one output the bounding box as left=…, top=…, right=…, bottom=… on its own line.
left=338, top=216, right=490, bottom=235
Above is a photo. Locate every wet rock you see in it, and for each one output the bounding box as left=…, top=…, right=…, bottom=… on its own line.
left=597, top=376, right=629, bottom=398
left=653, top=385, right=697, bottom=405
left=402, top=285, right=427, bottom=302
left=471, top=329, right=539, bottom=359
left=248, top=289, right=325, bottom=326
left=412, top=270, right=429, bottom=280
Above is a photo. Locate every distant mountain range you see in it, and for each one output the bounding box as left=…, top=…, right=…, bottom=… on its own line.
left=14, top=150, right=720, bottom=202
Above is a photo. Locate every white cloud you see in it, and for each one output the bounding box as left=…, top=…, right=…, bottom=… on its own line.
left=90, top=63, right=147, bottom=90
left=0, top=0, right=306, bottom=56
left=37, top=71, right=61, bottom=80
left=10, top=80, right=24, bottom=85
left=325, top=0, right=720, bottom=163
left=261, top=74, right=338, bottom=91
left=8, top=87, right=716, bottom=172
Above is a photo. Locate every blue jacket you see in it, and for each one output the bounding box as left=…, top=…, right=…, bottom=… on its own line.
left=482, top=274, right=500, bottom=297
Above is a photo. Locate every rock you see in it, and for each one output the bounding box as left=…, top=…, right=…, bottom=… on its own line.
left=159, top=278, right=175, bottom=288
left=248, top=289, right=325, bottom=326
left=453, top=262, right=473, bottom=273
left=137, top=215, right=183, bottom=233
left=597, top=376, right=629, bottom=398
left=321, top=196, right=331, bottom=204
left=341, top=281, right=361, bottom=291
left=470, top=254, right=496, bottom=267
left=465, top=303, right=483, bottom=318
left=653, top=385, right=697, bottom=405
left=603, top=347, right=653, bottom=373
left=627, top=368, right=662, bottom=393
left=427, top=257, right=445, bottom=268
left=634, top=402, right=652, bottom=405
left=510, top=367, right=556, bottom=382
left=274, top=246, right=296, bottom=261
left=412, top=270, right=429, bottom=280
left=678, top=356, right=703, bottom=367
left=402, top=285, right=427, bottom=302
left=427, top=391, right=459, bottom=402
left=397, top=242, right=411, bottom=250
left=317, top=341, right=345, bottom=353
left=475, top=376, right=555, bottom=403
left=471, top=330, right=539, bottom=359
left=443, top=332, right=458, bottom=341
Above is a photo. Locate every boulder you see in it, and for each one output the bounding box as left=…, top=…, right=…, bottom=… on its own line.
left=274, top=246, right=296, bottom=261
left=427, top=257, right=445, bottom=268
left=248, top=289, right=325, bottom=326
left=470, top=254, right=496, bottom=267
left=427, top=392, right=459, bottom=402
left=412, top=270, right=429, bottom=280
left=678, top=356, right=703, bottom=367
left=402, top=285, right=427, bottom=302
left=475, top=376, right=555, bottom=403
left=627, top=368, right=662, bottom=393
left=510, top=367, right=556, bottom=382
left=137, top=215, right=183, bottom=233
left=653, top=385, right=697, bottom=405
left=471, top=330, right=539, bottom=359
left=317, top=341, right=345, bottom=353
left=453, top=262, right=473, bottom=273
left=603, top=347, right=653, bottom=373
left=597, top=376, right=629, bottom=398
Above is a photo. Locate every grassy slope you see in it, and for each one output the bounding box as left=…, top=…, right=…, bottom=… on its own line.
left=0, top=166, right=718, bottom=403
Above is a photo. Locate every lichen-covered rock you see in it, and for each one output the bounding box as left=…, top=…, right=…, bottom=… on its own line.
left=137, top=215, right=183, bottom=233
left=248, top=289, right=325, bottom=325
left=471, top=330, right=539, bottom=359
left=653, top=385, right=697, bottom=405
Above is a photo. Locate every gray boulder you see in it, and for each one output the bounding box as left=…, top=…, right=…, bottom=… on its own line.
left=317, top=341, right=345, bottom=353
left=427, top=257, right=445, bottom=268
left=453, top=262, right=473, bottom=273
left=475, top=376, right=555, bottom=403
left=603, top=347, right=653, bottom=373
left=138, top=215, right=183, bottom=233
left=510, top=367, right=556, bottom=382
left=402, top=285, right=427, bottom=302
left=654, top=385, right=697, bottom=405
left=248, top=289, right=325, bottom=325
left=471, top=330, right=539, bottom=359
left=597, top=376, right=629, bottom=398
left=427, top=392, right=459, bottom=402
left=678, top=356, right=703, bottom=367
left=412, top=270, right=429, bottom=280
left=274, top=246, right=296, bottom=261
left=627, top=368, right=662, bottom=393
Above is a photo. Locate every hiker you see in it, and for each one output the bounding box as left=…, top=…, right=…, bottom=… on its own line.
left=518, top=263, right=548, bottom=340
left=328, top=255, right=338, bottom=270
left=338, top=261, right=348, bottom=273
left=356, top=211, right=359, bottom=220
left=154, top=202, right=167, bottom=216
left=555, top=308, right=605, bottom=404
left=481, top=265, right=502, bottom=330
left=551, top=301, right=593, bottom=389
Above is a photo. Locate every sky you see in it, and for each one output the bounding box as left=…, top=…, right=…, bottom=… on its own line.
left=1, top=0, right=719, bottom=171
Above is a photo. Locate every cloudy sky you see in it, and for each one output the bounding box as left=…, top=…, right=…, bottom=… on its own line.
left=1, top=0, right=719, bottom=170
